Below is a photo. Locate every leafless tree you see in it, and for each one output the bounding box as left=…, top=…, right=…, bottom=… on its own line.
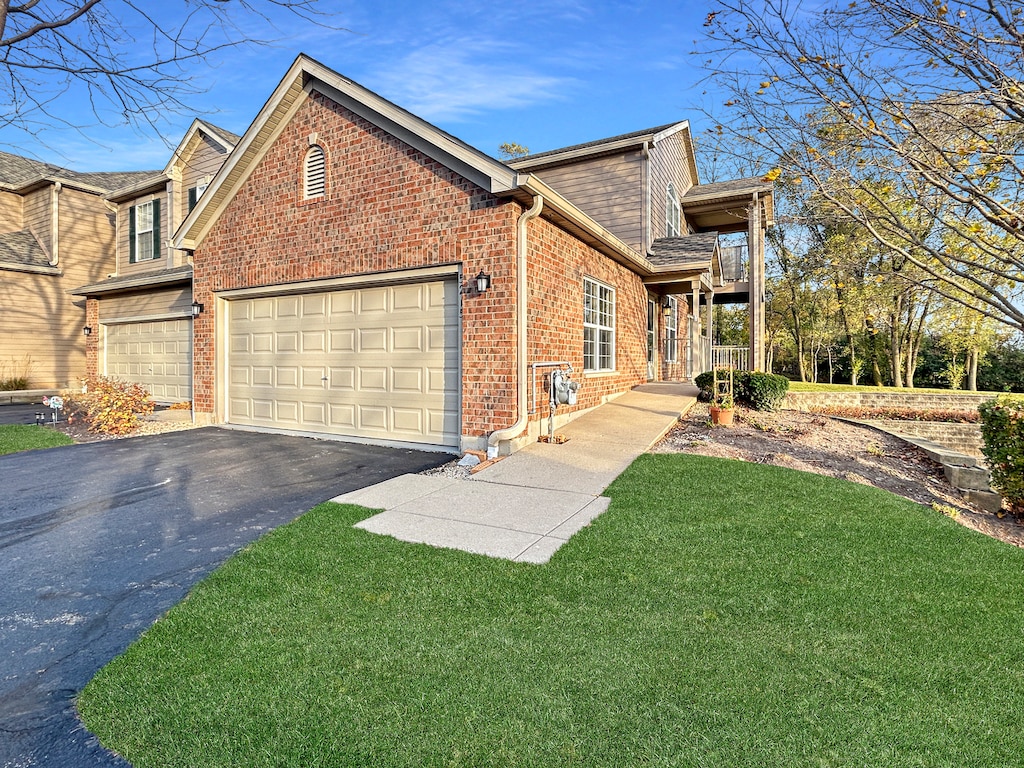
left=699, top=0, right=1024, bottom=334
left=0, top=1, right=343, bottom=150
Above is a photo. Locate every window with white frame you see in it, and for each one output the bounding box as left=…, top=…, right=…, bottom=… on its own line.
left=664, top=296, right=678, bottom=363
left=187, top=182, right=208, bottom=212
left=666, top=183, right=681, bottom=238
left=304, top=144, right=326, bottom=199
left=129, top=199, right=160, bottom=263
left=583, top=277, right=615, bottom=372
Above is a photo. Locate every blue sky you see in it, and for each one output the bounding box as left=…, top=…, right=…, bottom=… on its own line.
left=5, top=1, right=723, bottom=172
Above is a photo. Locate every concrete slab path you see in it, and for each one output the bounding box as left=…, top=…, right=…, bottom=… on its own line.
left=334, top=383, right=698, bottom=563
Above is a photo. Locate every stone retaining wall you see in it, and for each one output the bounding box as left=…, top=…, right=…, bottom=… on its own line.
left=785, top=391, right=991, bottom=412
left=865, top=420, right=984, bottom=459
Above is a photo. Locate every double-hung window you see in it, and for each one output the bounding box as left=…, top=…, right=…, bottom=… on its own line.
left=664, top=296, right=678, bottom=363
left=128, top=199, right=160, bottom=263
left=583, top=277, right=615, bottom=372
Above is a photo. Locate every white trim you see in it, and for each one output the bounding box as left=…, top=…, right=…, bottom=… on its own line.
left=0, top=262, right=61, bottom=276
left=215, top=263, right=460, bottom=301
left=100, top=311, right=192, bottom=325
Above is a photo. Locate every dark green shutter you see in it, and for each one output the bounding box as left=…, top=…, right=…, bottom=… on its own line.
left=188, top=186, right=197, bottom=212
left=152, top=198, right=161, bottom=259
left=128, top=205, right=136, bottom=263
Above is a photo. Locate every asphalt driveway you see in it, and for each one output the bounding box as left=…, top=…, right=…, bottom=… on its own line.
left=0, top=426, right=447, bottom=767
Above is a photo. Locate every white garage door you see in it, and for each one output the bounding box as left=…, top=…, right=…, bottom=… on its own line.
left=227, top=280, right=460, bottom=448
left=104, top=319, right=192, bottom=402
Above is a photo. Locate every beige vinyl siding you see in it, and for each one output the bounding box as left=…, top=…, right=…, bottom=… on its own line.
left=532, top=152, right=645, bottom=252
left=117, top=189, right=168, bottom=275
left=177, top=132, right=231, bottom=224
left=649, top=132, right=696, bottom=243
left=0, top=186, right=116, bottom=389
left=0, top=190, right=24, bottom=230
left=98, top=286, right=192, bottom=321
left=23, top=187, right=52, bottom=256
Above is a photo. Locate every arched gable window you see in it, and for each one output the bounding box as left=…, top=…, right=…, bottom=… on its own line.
left=666, top=183, right=681, bottom=238
left=303, top=144, right=326, bottom=199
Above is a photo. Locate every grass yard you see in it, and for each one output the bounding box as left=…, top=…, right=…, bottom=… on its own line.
left=79, top=454, right=1024, bottom=767
left=0, top=424, right=73, bottom=455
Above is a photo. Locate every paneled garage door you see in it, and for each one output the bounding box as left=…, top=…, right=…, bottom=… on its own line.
left=104, top=319, right=192, bottom=402
left=227, top=280, right=460, bottom=448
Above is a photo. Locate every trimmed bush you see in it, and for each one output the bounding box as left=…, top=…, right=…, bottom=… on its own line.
left=694, top=370, right=790, bottom=411
left=62, top=376, right=154, bottom=436
left=741, top=371, right=789, bottom=411
left=694, top=371, right=715, bottom=402
left=979, top=394, right=1024, bottom=515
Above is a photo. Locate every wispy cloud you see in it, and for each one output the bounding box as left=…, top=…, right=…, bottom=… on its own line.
left=366, top=38, right=575, bottom=122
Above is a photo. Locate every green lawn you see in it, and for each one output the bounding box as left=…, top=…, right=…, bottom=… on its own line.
left=0, top=424, right=73, bottom=455
left=79, top=454, right=1024, bottom=767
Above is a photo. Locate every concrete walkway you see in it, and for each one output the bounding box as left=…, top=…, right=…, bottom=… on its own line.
left=331, top=383, right=698, bottom=563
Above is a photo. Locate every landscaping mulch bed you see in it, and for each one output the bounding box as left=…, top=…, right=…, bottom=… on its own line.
left=653, top=404, right=1024, bottom=549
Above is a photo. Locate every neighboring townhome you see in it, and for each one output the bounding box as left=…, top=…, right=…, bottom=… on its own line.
left=72, top=120, right=239, bottom=403
left=0, top=152, right=156, bottom=389
left=159, top=54, right=772, bottom=455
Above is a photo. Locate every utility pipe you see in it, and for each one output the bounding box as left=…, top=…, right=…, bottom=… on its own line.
left=487, top=194, right=544, bottom=459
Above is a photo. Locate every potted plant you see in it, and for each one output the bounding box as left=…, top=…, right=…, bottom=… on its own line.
left=709, top=393, right=735, bottom=426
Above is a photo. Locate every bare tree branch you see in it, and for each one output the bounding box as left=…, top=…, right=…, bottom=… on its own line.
left=0, top=1, right=347, bottom=154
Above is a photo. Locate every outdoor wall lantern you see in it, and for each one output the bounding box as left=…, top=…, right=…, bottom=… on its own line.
left=661, top=297, right=673, bottom=317
left=191, top=300, right=204, bottom=317
left=82, top=325, right=92, bottom=336
left=474, top=270, right=491, bottom=294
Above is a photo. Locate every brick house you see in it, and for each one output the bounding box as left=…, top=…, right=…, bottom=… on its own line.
left=72, top=120, right=238, bottom=401
left=0, top=153, right=155, bottom=389
left=97, top=54, right=771, bottom=455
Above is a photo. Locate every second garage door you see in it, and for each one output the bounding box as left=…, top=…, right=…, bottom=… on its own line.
left=227, top=280, right=460, bottom=448
left=104, top=319, right=192, bottom=402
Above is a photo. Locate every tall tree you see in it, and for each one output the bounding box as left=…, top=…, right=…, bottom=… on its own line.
left=700, top=0, right=1024, bottom=333
left=0, top=1, right=341, bottom=150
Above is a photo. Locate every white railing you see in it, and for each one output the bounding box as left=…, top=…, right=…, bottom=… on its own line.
left=712, top=346, right=750, bottom=371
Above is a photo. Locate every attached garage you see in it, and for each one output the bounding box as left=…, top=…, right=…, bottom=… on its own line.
left=104, top=318, right=192, bottom=402
left=72, top=273, right=196, bottom=405
left=225, top=278, right=460, bottom=449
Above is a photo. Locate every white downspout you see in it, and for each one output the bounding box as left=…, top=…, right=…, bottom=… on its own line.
left=487, top=193, right=544, bottom=458
left=48, top=182, right=62, bottom=266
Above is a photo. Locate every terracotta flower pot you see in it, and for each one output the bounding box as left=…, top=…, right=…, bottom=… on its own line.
left=709, top=406, right=735, bottom=426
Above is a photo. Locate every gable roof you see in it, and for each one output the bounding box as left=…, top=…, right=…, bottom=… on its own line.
left=104, top=119, right=241, bottom=203
left=508, top=122, right=700, bottom=183
left=175, top=54, right=518, bottom=251
left=170, top=55, right=732, bottom=291
left=0, top=150, right=156, bottom=195
left=162, top=118, right=239, bottom=177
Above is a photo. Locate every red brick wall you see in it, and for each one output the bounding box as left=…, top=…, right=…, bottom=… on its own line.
left=192, top=89, right=519, bottom=439
left=84, top=297, right=98, bottom=378
left=525, top=216, right=650, bottom=420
